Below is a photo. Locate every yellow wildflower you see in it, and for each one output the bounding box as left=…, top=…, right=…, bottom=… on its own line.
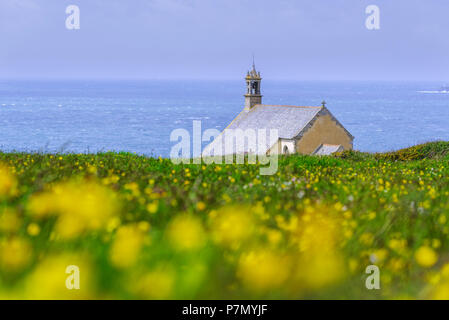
left=210, top=206, right=254, bottom=247
left=133, top=266, right=175, bottom=299
left=28, top=180, right=120, bottom=239
left=196, top=201, right=206, bottom=211
left=166, top=215, right=205, bottom=251
left=147, top=201, right=159, bottom=214
left=27, top=223, right=41, bottom=236
left=359, top=232, right=374, bottom=246
left=0, top=163, right=18, bottom=198
left=415, top=246, right=438, bottom=268
left=0, top=237, right=32, bottom=272
left=0, top=207, right=21, bottom=233
left=237, top=249, right=291, bottom=291
left=24, top=254, right=94, bottom=299
left=109, top=224, right=145, bottom=269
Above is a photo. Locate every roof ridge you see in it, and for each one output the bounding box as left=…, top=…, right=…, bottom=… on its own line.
left=258, top=104, right=322, bottom=109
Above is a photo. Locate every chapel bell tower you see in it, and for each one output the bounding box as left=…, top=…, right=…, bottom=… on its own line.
left=244, top=60, right=262, bottom=111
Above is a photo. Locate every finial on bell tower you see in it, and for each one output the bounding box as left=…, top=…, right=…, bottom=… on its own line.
left=244, top=56, right=262, bottom=111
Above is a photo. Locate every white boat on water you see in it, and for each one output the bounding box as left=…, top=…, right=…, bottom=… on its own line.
left=439, top=86, right=449, bottom=93
left=418, top=85, right=449, bottom=94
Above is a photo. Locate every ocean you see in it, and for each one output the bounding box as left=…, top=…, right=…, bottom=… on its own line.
left=0, top=80, right=448, bottom=157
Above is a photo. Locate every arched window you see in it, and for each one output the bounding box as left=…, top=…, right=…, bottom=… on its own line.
left=283, top=146, right=290, bottom=155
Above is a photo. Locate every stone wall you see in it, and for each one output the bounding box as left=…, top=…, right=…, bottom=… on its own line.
left=295, top=113, right=353, bottom=154
left=244, top=95, right=262, bottom=110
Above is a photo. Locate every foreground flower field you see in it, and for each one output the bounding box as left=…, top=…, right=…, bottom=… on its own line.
left=1, top=142, right=449, bottom=299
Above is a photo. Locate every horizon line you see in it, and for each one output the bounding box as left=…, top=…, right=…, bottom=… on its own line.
left=0, top=77, right=448, bottom=83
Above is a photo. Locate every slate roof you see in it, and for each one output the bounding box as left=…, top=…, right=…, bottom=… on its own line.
left=203, top=104, right=324, bottom=156
left=228, top=105, right=322, bottom=140
left=312, top=144, right=344, bottom=156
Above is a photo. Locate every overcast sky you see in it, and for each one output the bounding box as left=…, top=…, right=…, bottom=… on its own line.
left=1, top=0, right=449, bottom=80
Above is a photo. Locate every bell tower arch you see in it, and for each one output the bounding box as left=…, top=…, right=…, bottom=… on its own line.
left=244, top=59, right=262, bottom=111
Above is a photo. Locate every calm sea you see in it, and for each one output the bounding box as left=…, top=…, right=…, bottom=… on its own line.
left=0, top=80, right=448, bottom=157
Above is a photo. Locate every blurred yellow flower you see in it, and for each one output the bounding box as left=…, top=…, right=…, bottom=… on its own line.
left=28, top=180, right=120, bottom=239
left=137, top=221, right=151, bottom=232
left=388, top=239, right=407, bottom=253
left=133, top=266, right=175, bottom=299
left=388, top=257, right=405, bottom=272
left=0, top=207, right=22, bottom=233
left=370, top=249, right=388, bottom=264
left=432, top=282, right=449, bottom=300
left=359, top=232, right=374, bottom=246
left=210, top=206, right=254, bottom=248
left=147, top=201, right=159, bottom=214
left=124, top=182, right=140, bottom=195
left=291, top=207, right=346, bottom=290
left=106, top=217, right=121, bottom=233
left=196, top=201, right=206, bottom=211
left=440, top=263, right=449, bottom=278
left=237, top=249, right=291, bottom=291
left=431, top=263, right=449, bottom=299
left=166, top=215, right=205, bottom=251
left=266, top=229, right=282, bottom=246
left=415, top=246, right=438, bottom=268
left=27, top=223, right=41, bottom=236
left=432, top=239, right=441, bottom=249
left=0, top=163, right=18, bottom=198
left=109, top=224, right=145, bottom=269
left=24, top=254, right=94, bottom=299
left=294, top=207, right=339, bottom=253
left=0, top=237, right=32, bottom=272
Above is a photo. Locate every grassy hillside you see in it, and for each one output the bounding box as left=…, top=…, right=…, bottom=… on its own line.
left=1, top=142, right=449, bottom=299
left=338, top=141, right=449, bottom=161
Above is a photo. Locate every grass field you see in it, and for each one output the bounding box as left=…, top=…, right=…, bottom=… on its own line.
left=1, top=141, right=449, bottom=299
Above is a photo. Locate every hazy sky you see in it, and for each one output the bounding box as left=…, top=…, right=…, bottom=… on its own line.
left=1, top=0, right=449, bottom=80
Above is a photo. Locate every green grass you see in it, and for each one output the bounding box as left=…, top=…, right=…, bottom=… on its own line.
left=1, top=142, right=449, bottom=299
left=338, top=141, right=449, bottom=161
